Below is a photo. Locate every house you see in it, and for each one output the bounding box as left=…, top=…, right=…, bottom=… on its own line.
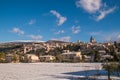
left=99, top=50, right=106, bottom=55
left=5, top=54, right=19, bottom=63
left=100, top=54, right=113, bottom=61
left=23, top=45, right=33, bottom=54
left=5, top=54, right=13, bottom=63
left=84, top=55, right=94, bottom=62
left=61, top=51, right=82, bottom=62
left=24, top=54, right=39, bottom=63
left=39, top=55, right=56, bottom=62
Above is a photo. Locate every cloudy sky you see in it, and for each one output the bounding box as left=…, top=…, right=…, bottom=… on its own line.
left=0, top=0, right=120, bottom=42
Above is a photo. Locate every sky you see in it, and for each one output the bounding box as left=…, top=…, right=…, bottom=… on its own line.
left=0, top=0, right=120, bottom=43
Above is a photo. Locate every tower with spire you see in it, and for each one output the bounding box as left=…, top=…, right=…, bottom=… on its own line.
left=90, top=36, right=95, bottom=43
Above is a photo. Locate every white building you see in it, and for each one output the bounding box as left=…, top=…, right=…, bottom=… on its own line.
left=24, top=54, right=39, bottom=63
left=39, top=55, right=56, bottom=62
left=61, top=51, right=82, bottom=62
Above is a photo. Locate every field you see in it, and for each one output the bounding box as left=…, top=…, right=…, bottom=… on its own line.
left=0, top=63, right=119, bottom=80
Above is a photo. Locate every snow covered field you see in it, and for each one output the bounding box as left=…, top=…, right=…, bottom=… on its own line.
left=0, top=63, right=119, bottom=80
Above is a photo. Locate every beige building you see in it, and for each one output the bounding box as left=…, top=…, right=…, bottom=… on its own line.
left=39, top=55, right=56, bottom=62
left=84, top=55, right=93, bottom=62
left=5, top=54, right=13, bottom=63
left=100, top=54, right=113, bottom=61
left=5, top=54, right=19, bottom=63
left=24, top=54, right=39, bottom=63
left=61, top=51, right=82, bottom=62
left=99, top=50, right=106, bottom=55
left=23, top=45, right=33, bottom=54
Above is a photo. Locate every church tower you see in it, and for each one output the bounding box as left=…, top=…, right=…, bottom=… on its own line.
left=90, top=36, right=95, bottom=43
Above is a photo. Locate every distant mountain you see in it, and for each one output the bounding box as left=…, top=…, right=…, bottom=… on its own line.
left=46, top=40, right=70, bottom=43
left=13, top=40, right=44, bottom=42
left=0, top=40, right=45, bottom=45
left=0, top=40, right=70, bottom=44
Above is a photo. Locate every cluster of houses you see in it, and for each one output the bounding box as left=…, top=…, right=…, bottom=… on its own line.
left=4, top=36, right=119, bottom=63
left=5, top=50, right=83, bottom=63
left=5, top=49, right=114, bottom=63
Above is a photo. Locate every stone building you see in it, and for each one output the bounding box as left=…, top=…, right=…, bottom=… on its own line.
left=90, top=36, right=95, bottom=43
left=39, top=55, right=56, bottom=62
left=61, top=51, right=82, bottom=62
left=5, top=54, right=19, bottom=63
left=24, top=54, right=39, bottom=63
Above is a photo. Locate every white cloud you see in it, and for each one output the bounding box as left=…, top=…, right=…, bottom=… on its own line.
left=95, top=32, right=120, bottom=42
left=52, top=36, right=71, bottom=42
left=29, top=35, right=42, bottom=40
left=88, top=31, right=120, bottom=42
left=71, top=26, right=80, bottom=34
left=75, top=20, right=79, bottom=23
left=50, top=10, right=67, bottom=26
left=104, top=36, right=112, bottom=42
left=76, top=0, right=116, bottom=21
left=28, top=19, right=36, bottom=25
left=96, top=7, right=116, bottom=21
left=76, top=0, right=101, bottom=13
left=12, top=28, right=24, bottom=35
left=118, top=35, right=120, bottom=39
left=55, top=30, right=64, bottom=34
left=89, top=31, right=102, bottom=35
left=116, top=34, right=120, bottom=42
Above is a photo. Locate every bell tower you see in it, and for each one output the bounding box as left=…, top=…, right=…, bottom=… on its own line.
left=90, top=36, right=95, bottom=43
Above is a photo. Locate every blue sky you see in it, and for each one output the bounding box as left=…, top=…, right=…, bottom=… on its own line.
left=0, top=0, right=120, bottom=42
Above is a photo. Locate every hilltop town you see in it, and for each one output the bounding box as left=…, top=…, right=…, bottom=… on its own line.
left=0, top=36, right=120, bottom=63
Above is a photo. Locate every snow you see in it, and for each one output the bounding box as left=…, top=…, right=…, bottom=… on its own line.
left=0, top=63, right=119, bottom=80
